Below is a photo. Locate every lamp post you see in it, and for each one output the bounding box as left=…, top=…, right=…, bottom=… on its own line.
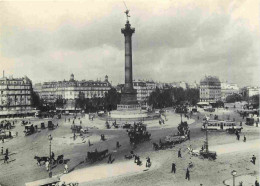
left=48, top=134, right=53, bottom=178
left=231, top=170, right=237, bottom=186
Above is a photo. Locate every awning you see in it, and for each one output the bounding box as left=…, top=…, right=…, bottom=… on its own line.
left=197, top=102, right=210, bottom=105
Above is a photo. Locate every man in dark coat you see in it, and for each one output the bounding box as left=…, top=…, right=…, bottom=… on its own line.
left=171, top=163, right=176, bottom=173
left=251, top=155, right=256, bottom=165
left=185, top=168, right=190, bottom=180
left=178, top=148, right=182, bottom=158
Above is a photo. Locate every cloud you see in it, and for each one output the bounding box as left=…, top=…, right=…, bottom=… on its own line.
left=0, top=0, right=259, bottom=87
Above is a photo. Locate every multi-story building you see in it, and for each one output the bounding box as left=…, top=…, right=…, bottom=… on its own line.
left=35, top=74, right=111, bottom=109
left=132, top=80, right=157, bottom=104
left=220, top=82, right=239, bottom=101
left=0, top=75, right=34, bottom=117
left=240, top=87, right=260, bottom=98
left=133, top=80, right=148, bottom=103
left=199, top=76, right=221, bottom=103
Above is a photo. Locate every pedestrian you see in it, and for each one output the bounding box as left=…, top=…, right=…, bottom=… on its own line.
left=16, top=131, right=18, bottom=137
left=243, top=135, right=246, bottom=142
left=2, top=138, right=4, bottom=143
left=171, top=163, right=176, bottom=173
left=4, top=154, right=9, bottom=163
left=116, top=141, right=120, bottom=148
left=6, top=148, right=8, bottom=156
left=64, top=163, right=68, bottom=174
left=238, top=134, right=240, bottom=141
left=251, top=155, right=256, bottom=165
left=9, top=131, right=12, bottom=138
left=178, top=148, right=182, bottom=158
left=45, top=161, right=49, bottom=171
left=107, top=154, right=112, bottom=164
left=51, top=151, right=55, bottom=161
left=146, top=157, right=151, bottom=168
left=255, top=179, right=259, bottom=186
left=1, top=147, right=3, bottom=155
left=185, top=168, right=190, bottom=180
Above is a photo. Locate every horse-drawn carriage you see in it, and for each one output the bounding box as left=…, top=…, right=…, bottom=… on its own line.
left=47, top=121, right=55, bottom=130
left=24, top=124, right=35, bottom=136
left=71, top=124, right=82, bottom=133
left=0, top=120, right=13, bottom=130
left=127, top=123, right=151, bottom=145
left=153, top=134, right=188, bottom=151
left=71, top=124, right=88, bottom=134
left=34, top=154, right=64, bottom=165
left=85, top=149, right=109, bottom=163
left=122, top=123, right=131, bottom=129
left=41, top=122, right=46, bottom=129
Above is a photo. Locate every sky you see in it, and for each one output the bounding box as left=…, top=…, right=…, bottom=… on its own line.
left=0, top=0, right=259, bottom=87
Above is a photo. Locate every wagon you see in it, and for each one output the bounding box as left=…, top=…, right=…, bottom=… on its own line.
left=199, top=150, right=217, bottom=160
left=24, top=124, right=35, bottom=136
left=85, top=149, right=109, bottom=163
left=71, top=124, right=82, bottom=133
left=47, top=121, right=55, bottom=130
left=55, top=154, right=64, bottom=164
left=165, top=134, right=188, bottom=144
left=41, top=122, right=46, bottom=129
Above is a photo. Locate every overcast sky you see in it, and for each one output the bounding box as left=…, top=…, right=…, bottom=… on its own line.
left=0, top=0, right=259, bottom=87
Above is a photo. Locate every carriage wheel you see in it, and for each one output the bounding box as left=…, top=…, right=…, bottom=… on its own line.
left=59, top=159, right=64, bottom=164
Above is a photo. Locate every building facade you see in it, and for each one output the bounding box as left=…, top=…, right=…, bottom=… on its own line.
left=35, top=74, right=111, bottom=109
left=221, top=82, right=239, bottom=101
left=132, top=80, right=157, bottom=104
left=0, top=75, right=34, bottom=117
left=200, top=76, right=221, bottom=103
left=240, top=87, right=260, bottom=98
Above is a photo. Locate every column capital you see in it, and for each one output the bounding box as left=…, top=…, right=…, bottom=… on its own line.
left=121, top=21, right=135, bottom=36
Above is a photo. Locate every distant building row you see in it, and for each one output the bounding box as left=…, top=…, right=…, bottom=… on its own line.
left=34, top=74, right=111, bottom=110
left=199, top=75, right=259, bottom=103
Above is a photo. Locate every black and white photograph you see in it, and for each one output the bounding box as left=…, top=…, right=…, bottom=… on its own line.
left=0, top=0, right=259, bottom=185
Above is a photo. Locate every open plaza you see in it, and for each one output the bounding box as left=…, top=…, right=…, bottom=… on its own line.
left=0, top=105, right=259, bottom=186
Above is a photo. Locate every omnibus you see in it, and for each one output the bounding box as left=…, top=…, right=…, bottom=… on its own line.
left=201, top=120, right=243, bottom=132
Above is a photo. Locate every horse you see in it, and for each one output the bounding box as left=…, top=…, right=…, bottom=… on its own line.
left=34, top=156, right=49, bottom=166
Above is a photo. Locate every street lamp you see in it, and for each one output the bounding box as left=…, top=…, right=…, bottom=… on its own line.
left=48, top=134, right=53, bottom=178
left=231, top=170, right=237, bottom=186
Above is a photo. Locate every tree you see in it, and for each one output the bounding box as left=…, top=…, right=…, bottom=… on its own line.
left=226, top=93, right=242, bottom=103
left=55, top=98, right=65, bottom=108
left=104, top=88, right=121, bottom=111
left=148, top=87, right=199, bottom=109
left=31, top=91, right=41, bottom=109
left=249, top=94, right=259, bottom=108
